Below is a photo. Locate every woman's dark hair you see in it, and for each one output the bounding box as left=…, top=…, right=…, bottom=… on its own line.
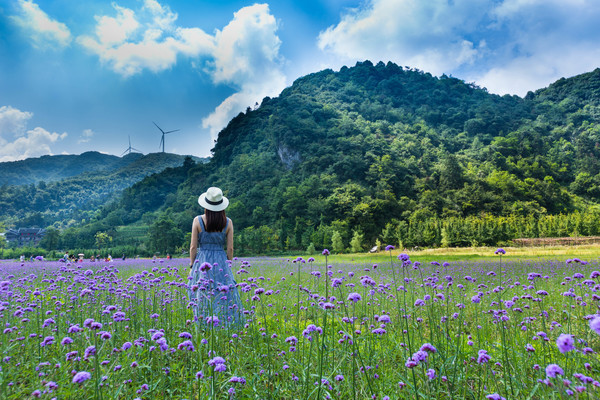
left=205, top=209, right=227, bottom=232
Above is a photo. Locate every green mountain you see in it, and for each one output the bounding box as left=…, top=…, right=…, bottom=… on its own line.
left=0, top=151, right=139, bottom=186
left=0, top=152, right=205, bottom=229
left=27, top=62, right=600, bottom=254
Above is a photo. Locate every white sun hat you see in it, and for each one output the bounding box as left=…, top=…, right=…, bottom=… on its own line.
left=198, top=187, right=229, bottom=211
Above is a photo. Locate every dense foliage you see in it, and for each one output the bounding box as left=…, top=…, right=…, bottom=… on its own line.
left=8, top=61, right=600, bottom=254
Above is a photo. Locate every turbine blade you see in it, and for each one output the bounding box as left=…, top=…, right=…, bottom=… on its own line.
left=165, top=129, right=180, bottom=134
left=153, top=121, right=165, bottom=134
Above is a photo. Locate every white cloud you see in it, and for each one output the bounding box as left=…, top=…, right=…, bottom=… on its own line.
left=317, top=0, right=488, bottom=76
left=318, top=0, right=600, bottom=95
left=79, top=2, right=286, bottom=139
left=0, top=106, right=67, bottom=162
left=11, top=0, right=71, bottom=48
left=77, top=2, right=214, bottom=76
left=202, top=4, right=286, bottom=138
left=476, top=0, right=600, bottom=95
left=78, top=129, right=94, bottom=144
left=0, top=105, right=32, bottom=137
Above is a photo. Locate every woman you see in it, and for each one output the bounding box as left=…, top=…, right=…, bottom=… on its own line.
left=189, top=187, right=243, bottom=327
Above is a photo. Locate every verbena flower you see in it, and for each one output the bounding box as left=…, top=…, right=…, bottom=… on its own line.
left=486, top=394, right=506, bottom=400
left=546, top=364, right=564, bottom=378
left=589, top=316, right=600, bottom=335
left=72, top=371, right=92, bottom=384
left=347, top=293, right=362, bottom=302
left=426, top=368, right=436, bottom=380
left=556, top=334, right=575, bottom=353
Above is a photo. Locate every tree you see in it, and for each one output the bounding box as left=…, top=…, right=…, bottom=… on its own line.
left=350, top=230, right=364, bottom=253
left=441, top=227, right=450, bottom=248
left=148, top=217, right=184, bottom=254
left=95, top=232, right=113, bottom=249
left=40, top=228, right=60, bottom=250
left=331, top=231, right=344, bottom=254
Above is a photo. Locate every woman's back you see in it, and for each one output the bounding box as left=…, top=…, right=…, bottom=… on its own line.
left=197, top=216, right=228, bottom=250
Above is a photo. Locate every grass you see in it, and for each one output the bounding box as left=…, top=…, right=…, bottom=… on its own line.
left=308, top=244, right=600, bottom=265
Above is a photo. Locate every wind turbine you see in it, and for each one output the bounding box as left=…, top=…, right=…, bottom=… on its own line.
left=121, top=136, right=143, bottom=156
left=153, top=122, right=180, bottom=153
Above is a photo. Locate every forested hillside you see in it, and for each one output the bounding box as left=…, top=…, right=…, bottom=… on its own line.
left=0, top=152, right=202, bottom=229
left=0, top=151, right=140, bottom=186
left=35, top=62, right=600, bottom=254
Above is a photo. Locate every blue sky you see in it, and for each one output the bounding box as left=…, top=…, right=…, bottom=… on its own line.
left=1, top=0, right=600, bottom=161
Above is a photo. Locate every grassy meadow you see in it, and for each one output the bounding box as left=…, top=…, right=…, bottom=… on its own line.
left=1, top=246, right=600, bottom=399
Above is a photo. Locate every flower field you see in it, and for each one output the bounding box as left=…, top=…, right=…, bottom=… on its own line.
left=1, top=251, right=600, bottom=399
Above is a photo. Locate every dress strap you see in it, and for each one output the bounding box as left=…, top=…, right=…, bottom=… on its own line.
left=198, top=216, right=206, bottom=232
left=222, top=218, right=229, bottom=232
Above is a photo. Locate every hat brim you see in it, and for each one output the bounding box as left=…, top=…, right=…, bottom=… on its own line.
left=198, top=193, right=229, bottom=211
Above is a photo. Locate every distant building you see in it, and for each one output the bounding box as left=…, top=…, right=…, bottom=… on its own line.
left=5, top=228, right=46, bottom=247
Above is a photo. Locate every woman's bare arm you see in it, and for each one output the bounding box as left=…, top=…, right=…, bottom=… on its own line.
left=189, top=217, right=199, bottom=266
left=226, top=219, right=234, bottom=260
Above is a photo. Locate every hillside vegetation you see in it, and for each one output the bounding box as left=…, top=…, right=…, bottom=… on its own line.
left=0, top=152, right=201, bottom=229
left=20, top=61, right=600, bottom=254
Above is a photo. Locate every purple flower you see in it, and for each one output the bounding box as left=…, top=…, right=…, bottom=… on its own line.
left=72, top=371, right=92, bottom=384
left=177, top=340, right=195, bottom=352
left=589, top=316, right=600, bottom=335
left=385, top=245, right=395, bottom=251
left=285, top=336, right=298, bottom=345
left=494, top=248, right=506, bottom=255
left=208, top=356, right=226, bottom=367
left=89, top=322, right=103, bottom=330
left=414, top=299, right=426, bottom=307
left=398, top=253, right=410, bottom=262
left=556, top=334, right=575, bottom=353
left=40, top=336, right=55, bottom=347
left=486, top=394, right=506, bottom=400
left=322, top=249, right=330, bottom=256
left=199, top=262, right=212, bottom=272
left=347, top=293, right=362, bottom=302
left=215, top=364, right=226, bottom=372
left=546, top=364, right=564, bottom=378
left=477, top=349, right=491, bottom=364
left=412, top=350, right=428, bottom=363
left=229, top=376, right=247, bottom=384
left=84, top=346, right=96, bottom=358
left=420, top=343, right=437, bottom=353
left=426, top=369, right=436, bottom=380
left=61, top=337, right=73, bottom=345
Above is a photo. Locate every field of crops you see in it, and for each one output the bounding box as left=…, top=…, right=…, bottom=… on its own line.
left=1, top=250, right=599, bottom=399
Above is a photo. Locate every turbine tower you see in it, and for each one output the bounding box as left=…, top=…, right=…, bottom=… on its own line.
left=153, top=122, right=180, bottom=153
left=121, top=136, right=142, bottom=156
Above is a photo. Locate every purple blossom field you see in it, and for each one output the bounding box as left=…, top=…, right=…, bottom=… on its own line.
left=1, top=251, right=600, bottom=399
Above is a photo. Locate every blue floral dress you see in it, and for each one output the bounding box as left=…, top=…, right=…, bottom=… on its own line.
left=189, top=216, right=243, bottom=327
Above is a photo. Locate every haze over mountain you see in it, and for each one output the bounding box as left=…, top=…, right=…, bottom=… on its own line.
left=24, top=61, right=596, bottom=255
left=0, top=151, right=205, bottom=230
